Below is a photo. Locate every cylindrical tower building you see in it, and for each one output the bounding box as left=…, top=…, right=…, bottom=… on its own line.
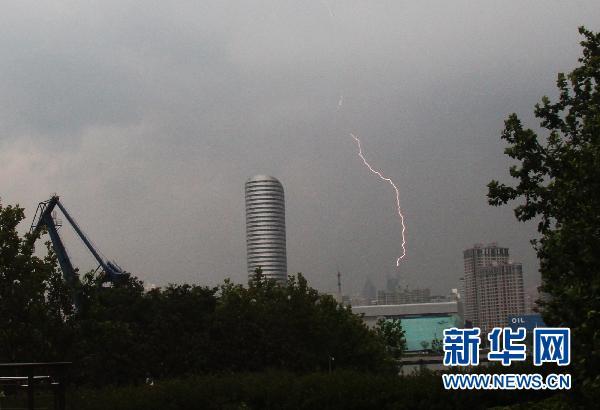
left=245, top=175, right=287, bottom=284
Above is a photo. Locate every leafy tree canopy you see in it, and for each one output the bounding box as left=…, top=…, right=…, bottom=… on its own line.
left=375, top=318, right=406, bottom=359
left=0, top=207, right=399, bottom=385
left=487, top=27, right=600, bottom=402
left=0, top=201, right=72, bottom=362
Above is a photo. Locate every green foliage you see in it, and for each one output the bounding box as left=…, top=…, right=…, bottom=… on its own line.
left=0, top=203, right=396, bottom=385
left=487, top=27, right=600, bottom=402
left=0, top=202, right=72, bottom=363
left=71, top=275, right=217, bottom=385
left=67, top=271, right=395, bottom=383
left=211, top=272, right=393, bottom=373
left=375, top=318, right=406, bottom=359
left=431, top=336, right=443, bottom=354
left=68, top=369, right=559, bottom=410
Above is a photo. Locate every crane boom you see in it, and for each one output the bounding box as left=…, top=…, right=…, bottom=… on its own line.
left=29, top=195, right=129, bottom=290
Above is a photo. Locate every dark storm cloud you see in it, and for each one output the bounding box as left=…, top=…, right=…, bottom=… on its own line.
left=1, top=1, right=599, bottom=295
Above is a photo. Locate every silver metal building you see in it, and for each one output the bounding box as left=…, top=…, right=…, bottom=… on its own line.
left=245, top=175, right=287, bottom=283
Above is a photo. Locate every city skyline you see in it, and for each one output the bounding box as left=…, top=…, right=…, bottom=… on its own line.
left=1, top=2, right=599, bottom=295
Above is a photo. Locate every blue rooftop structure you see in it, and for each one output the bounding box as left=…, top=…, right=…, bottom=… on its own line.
left=400, top=314, right=462, bottom=351
left=352, top=302, right=463, bottom=352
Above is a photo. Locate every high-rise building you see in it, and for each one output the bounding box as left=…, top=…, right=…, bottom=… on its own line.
left=361, top=278, right=377, bottom=304
left=245, top=175, right=287, bottom=284
left=386, top=274, right=401, bottom=292
left=463, top=243, right=526, bottom=334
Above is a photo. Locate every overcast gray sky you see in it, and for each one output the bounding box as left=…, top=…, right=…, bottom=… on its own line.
left=2, top=1, right=599, bottom=296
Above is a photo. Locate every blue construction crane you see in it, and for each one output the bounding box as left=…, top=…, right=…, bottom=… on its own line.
left=29, top=195, right=129, bottom=294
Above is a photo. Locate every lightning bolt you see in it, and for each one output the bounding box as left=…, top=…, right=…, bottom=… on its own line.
left=351, top=133, right=406, bottom=265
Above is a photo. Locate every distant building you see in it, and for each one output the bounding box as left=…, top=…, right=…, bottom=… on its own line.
left=361, top=278, right=377, bottom=304
left=429, top=294, right=450, bottom=303
left=386, top=274, right=401, bottom=292
left=463, top=243, right=526, bottom=334
left=377, top=287, right=431, bottom=305
left=349, top=294, right=368, bottom=306
left=352, top=301, right=462, bottom=351
left=524, top=288, right=540, bottom=314
left=245, top=175, right=287, bottom=284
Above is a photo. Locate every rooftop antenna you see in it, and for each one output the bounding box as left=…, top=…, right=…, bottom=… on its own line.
left=337, top=268, right=342, bottom=301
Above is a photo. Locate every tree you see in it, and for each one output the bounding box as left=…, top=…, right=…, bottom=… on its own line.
left=487, top=27, right=600, bottom=402
left=71, top=273, right=217, bottom=385
left=211, top=273, right=394, bottom=373
left=375, top=318, right=406, bottom=359
left=0, top=201, right=72, bottom=362
left=431, top=335, right=443, bottom=354
left=0, top=201, right=400, bottom=384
